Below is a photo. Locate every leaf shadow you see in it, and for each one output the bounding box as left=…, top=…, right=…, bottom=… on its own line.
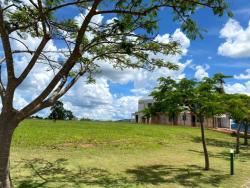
left=14, top=158, right=230, bottom=188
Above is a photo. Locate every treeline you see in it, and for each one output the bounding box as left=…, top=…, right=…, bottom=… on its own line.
left=145, top=73, right=249, bottom=170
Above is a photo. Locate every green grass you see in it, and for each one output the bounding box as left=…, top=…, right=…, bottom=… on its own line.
left=10, top=120, right=250, bottom=188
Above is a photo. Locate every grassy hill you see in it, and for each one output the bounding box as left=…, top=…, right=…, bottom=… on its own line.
left=11, top=120, right=250, bottom=188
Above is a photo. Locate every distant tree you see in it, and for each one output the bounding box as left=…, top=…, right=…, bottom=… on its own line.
left=65, top=110, right=75, bottom=120
left=80, top=117, right=92, bottom=121
left=48, top=101, right=65, bottom=121
left=48, top=101, right=74, bottom=121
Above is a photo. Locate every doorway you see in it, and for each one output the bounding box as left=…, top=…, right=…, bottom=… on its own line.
left=192, top=115, right=196, bottom=127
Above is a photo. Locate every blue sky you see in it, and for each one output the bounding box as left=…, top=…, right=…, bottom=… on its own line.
left=179, top=0, right=250, bottom=83
left=1, top=0, right=250, bottom=120
left=71, top=0, right=250, bottom=120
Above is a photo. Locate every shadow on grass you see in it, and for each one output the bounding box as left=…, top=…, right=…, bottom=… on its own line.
left=190, top=137, right=250, bottom=162
left=14, top=158, right=230, bottom=188
left=192, top=137, right=234, bottom=148
left=126, top=164, right=228, bottom=187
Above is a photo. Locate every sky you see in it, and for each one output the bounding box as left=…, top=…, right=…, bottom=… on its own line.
left=2, top=0, right=250, bottom=120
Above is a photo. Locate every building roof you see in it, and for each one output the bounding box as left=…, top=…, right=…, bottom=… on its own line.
left=138, top=96, right=153, bottom=102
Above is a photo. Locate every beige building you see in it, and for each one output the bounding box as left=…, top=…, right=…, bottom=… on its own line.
left=133, top=98, right=231, bottom=128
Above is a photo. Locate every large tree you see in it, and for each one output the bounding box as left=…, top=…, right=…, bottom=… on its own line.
left=189, top=77, right=225, bottom=170
left=149, top=75, right=227, bottom=170
left=0, top=0, right=231, bottom=187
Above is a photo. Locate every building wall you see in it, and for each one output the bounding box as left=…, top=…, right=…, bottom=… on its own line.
left=138, top=99, right=154, bottom=111
left=134, top=99, right=231, bottom=129
left=147, top=113, right=230, bottom=128
left=136, top=111, right=230, bottom=128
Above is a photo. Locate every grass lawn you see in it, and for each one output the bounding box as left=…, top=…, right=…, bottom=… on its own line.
left=10, top=120, right=250, bottom=188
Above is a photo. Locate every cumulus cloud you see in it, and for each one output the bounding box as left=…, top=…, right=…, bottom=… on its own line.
left=234, top=69, right=250, bottom=80
left=194, top=65, right=209, bottom=81
left=218, top=19, right=250, bottom=58
left=225, top=81, right=250, bottom=95
left=74, top=10, right=104, bottom=41
left=132, top=60, right=191, bottom=95
left=155, top=28, right=190, bottom=58
left=62, top=78, right=140, bottom=120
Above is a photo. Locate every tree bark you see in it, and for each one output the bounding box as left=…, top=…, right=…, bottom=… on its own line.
left=211, top=110, right=215, bottom=128
left=235, top=123, right=242, bottom=154
left=244, top=124, right=248, bottom=146
left=200, top=117, right=209, bottom=170
left=0, top=120, right=16, bottom=188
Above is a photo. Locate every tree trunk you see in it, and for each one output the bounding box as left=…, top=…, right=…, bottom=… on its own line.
left=0, top=120, right=16, bottom=188
left=200, top=117, right=209, bottom=170
left=212, top=111, right=215, bottom=128
left=235, top=123, right=242, bottom=154
left=244, top=124, right=248, bottom=146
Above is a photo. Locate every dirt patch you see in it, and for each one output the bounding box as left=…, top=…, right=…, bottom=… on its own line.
left=242, top=180, right=250, bottom=188
left=62, top=143, right=97, bottom=148
left=210, top=128, right=250, bottom=138
left=60, top=140, right=137, bottom=149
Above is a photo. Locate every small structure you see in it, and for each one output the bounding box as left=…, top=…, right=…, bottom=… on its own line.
left=133, top=97, right=231, bottom=128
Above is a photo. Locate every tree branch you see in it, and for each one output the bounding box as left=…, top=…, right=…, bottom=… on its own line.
left=0, top=57, right=6, bottom=99
left=0, top=6, right=15, bottom=83
left=15, top=35, right=50, bottom=87
left=9, top=37, right=32, bottom=53
left=37, top=0, right=48, bottom=34
left=47, top=0, right=94, bottom=12
left=17, top=0, right=101, bottom=120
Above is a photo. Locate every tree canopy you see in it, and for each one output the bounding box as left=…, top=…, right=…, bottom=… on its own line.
left=48, top=100, right=75, bottom=121
left=148, top=74, right=232, bottom=170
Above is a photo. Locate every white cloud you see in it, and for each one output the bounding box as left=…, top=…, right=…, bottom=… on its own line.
left=155, top=28, right=190, bottom=56
left=75, top=12, right=103, bottom=27
left=74, top=10, right=104, bottom=41
left=132, top=60, right=191, bottom=96
left=194, top=65, right=209, bottom=81
left=62, top=77, right=140, bottom=120
left=225, top=81, right=250, bottom=95
left=234, top=69, right=250, bottom=80
left=218, top=19, right=250, bottom=58
left=94, top=61, right=136, bottom=85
